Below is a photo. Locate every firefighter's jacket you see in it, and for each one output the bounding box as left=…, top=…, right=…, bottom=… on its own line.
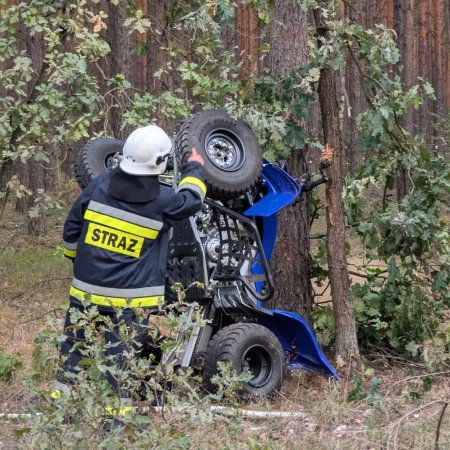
left=62, top=163, right=206, bottom=309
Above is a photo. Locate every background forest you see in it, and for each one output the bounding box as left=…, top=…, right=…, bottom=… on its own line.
left=0, top=0, right=449, bottom=449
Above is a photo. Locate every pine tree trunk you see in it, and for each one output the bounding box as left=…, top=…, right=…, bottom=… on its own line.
left=266, top=0, right=314, bottom=318
left=236, top=4, right=258, bottom=78
left=19, top=24, right=46, bottom=234
left=343, top=2, right=365, bottom=175
left=394, top=0, right=415, bottom=200
left=314, top=5, right=359, bottom=361
left=0, top=159, right=14, bottom=220
left=2, top=20, right=48, bottom=233
left=26, top=160, right=46, bottom=236
left=106, top=2, right=132, bottom=139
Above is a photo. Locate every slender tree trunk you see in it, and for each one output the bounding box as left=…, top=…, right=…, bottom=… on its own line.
left=314, top=5, right=359, bottom=361
left=146, top=0, right=185, bottom=130
left=0, top=160, right=14, bottom=220
left=236, top=4, right=258, bottom=79
left=394, top=0, right=415, bottom=200
left=15, top=25, right=47, bottom=234
left=134, top=0, right=149, bottom=93
left=0, top=8, right=62, bottom=226
left=444, top=2, right=450, bottom=114
left=266, top=0, right=314, bottom=318
left=343, top=1, right=365, bottom=175
left=106, top=2, right=132, bottom=139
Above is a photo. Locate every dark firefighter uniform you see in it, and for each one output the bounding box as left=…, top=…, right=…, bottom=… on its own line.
left=59, top=162, right=205, bottom=396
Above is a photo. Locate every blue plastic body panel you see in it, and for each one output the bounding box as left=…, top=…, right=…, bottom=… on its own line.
left=244, top=160, right=301, bottom=218
left=259, top=311, right=339, bottom=378
left=242, top=160, right=339, bottom=379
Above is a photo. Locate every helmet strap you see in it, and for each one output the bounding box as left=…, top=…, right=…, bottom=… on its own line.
left=156, top=152, right=171, bottom=166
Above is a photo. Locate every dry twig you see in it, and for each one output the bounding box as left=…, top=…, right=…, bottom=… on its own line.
left=386, top=372, right=450, bottom=394
left=386, top=400, right=448, bottom=450
left=434, top=402, right=448, bottom=450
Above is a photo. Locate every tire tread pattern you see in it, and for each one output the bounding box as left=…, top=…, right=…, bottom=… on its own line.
left=202, top=323, right=285, bottom=396
left=73, top=138, right=123, bottom=189
left=176, top=110, right=262, bottom=200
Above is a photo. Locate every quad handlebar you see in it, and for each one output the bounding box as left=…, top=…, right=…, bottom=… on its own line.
left=299, top=160, right=332, bottom=192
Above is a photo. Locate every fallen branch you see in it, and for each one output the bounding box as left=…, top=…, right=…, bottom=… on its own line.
left=210, top=406, right=311, bottom=420
left=434, top=402, right=448, bottom=450
left=387, top=400, right=448, bottom=450
left=5, top=308, right=61, bottom=326
left=387, top=371, right=450, bottom=393
left=0, top=413, right=42, bottom=419
left=0, top=405, right=315, bottom=423
left=7, top=277, right=72, bottom=302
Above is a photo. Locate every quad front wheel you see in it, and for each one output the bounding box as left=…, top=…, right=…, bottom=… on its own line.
left=202, top=323, right=285, bottom=397
left=74, top=138, right=123, bottom=189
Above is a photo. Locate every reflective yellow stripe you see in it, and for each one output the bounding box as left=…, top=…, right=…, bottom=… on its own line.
left=84, top=210, right=159, bottom=240
left=70, top=286, right=163, bottom=308
left=105, top=405, right=133, bottom=416
left=178, top=176, right=207, bottom=196
left=64, top=248, right=77, bottom=258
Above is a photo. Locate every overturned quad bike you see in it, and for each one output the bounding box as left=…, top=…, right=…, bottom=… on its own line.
left=74, top=109, right=339, bottom=397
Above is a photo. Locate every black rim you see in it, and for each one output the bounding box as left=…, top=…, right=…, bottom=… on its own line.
left=104, top=152, right=120, bottom=171
left=205, top=129, right=246, bottom=172
left=241, top=345, right=273, bottom=388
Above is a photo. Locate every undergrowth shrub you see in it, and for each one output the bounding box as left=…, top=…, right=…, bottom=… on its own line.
left=0, top=348, right=22, bottom=383
left=18, top=297, right=252, bottom=449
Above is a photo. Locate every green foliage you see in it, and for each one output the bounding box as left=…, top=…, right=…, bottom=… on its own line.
left=225, top=65, right=320, bottom=159
left=0, top=348, right=22, bottom=383
left=111, top=0, right=319, bottom=160
left=310, top=306, right=335, bottom=347
left=293, top=5, right=450, bottom=360
left=0, top=0, right=108, bottom=166
left=336, top=20, right=450, bottom=359
left=209, top=361, right=253, bottom=402
left=346, top=113, right=449, bottom=356
left=347, top=375, right=382, bottom=406
left=1, top=0, right=315, bottom=184
left=123, top=90, right=191, bottom=127
left=21, top=296, right=252, bottom=448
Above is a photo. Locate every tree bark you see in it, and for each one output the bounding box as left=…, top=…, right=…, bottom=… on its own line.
left=14, top=23, right=47, bottom=235
left=134, top=0, right=149, bottom=93
left=343, top=1, right=365, bottom=175
left=106, top=2, right=132, bottom=139
left=0, top=160, right=14, bottom=220
left=0, top=23, right=48, bottom=227
left=26, top=160, right=46, bottom=236
left=394, top=0, right=416, bottom=200
left=313, top=5, right=359, bottom=361
left=266, top=0, right=314, bottom=318
left=236, top=3, right=258, bottom=79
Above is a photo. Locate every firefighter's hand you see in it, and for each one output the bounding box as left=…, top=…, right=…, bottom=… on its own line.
left=188, top=147, right=205, bottom=166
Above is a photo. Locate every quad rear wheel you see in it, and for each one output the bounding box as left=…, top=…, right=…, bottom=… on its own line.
left=202, top=323, right=285, bottom=397
left=177, top=110, right=263, bottom=199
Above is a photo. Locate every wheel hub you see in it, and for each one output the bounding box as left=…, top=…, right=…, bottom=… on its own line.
left=205, top=129, right=246, bottom=172
left=205, top=235, right=221, bottom=262
left=241, top=345, right=273, bottom=388
left=104, top=152, right=121, bottom=171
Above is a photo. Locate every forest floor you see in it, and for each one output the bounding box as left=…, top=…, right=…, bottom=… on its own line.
left=0, top=193, right=449, bottom=450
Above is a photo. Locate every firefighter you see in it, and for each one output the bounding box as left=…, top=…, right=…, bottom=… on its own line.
left=54, top=125, right=205, bottom=414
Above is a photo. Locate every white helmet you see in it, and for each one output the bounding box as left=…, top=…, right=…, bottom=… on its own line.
left=120, top=125, right=172, bottom=176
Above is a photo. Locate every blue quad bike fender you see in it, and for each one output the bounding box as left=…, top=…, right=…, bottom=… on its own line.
left=244, top=160, right=339, bottom=379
